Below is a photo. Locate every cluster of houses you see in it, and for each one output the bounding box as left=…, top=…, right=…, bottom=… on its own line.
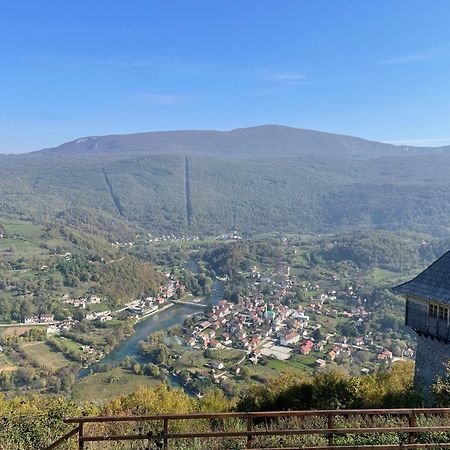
left=124, top=294, right=164, bottom=319
left=112, top=234, right=200, bottom=248
left=125, top=279, right=186, bottom=318
left=45, top=318, right=80, bottom=335
left=181, top=260, right=416, bottom=380
left=218, top=231, right=243, bottom=240
left=185, top=290, right=320, bottom=363
left=23, top=313, right=55, bottom=324
left=21, top=277, right=184, bottom=341
left=85, top=310, right=113, bottom=322
left=62, top=294, right=102, bottom=309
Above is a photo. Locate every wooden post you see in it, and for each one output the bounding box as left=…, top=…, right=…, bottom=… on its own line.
left=408, top=411, right=416, bottom=449
left=246, top=414, right=253, bottom=448
left=163, top=418, right=169, bottom=450
left=327, top=414, right=334, bottom=447
left=78, top=422, right=84, bottom=450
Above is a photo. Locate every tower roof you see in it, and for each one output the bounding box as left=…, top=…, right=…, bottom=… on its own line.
left=392, top=250, right=450, bottom=304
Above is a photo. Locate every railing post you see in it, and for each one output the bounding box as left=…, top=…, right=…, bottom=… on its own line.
left=78, top=422, right=84, bottom=450
left=246, top=414, right=253, bottom=448
left=163, top=418, right=169, bottom=450
left=408, top=411, right=416, bottom=449
left=327, top=414, right=334, bottom=447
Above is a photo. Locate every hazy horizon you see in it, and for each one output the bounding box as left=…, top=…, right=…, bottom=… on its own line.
left=2, top=124, right=450, bottom=155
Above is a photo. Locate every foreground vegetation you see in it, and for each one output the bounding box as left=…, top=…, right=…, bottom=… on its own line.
left=4, top=362, right=450, bottom=449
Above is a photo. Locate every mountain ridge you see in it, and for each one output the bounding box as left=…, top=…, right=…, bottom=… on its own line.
left=6, top=124, right=449, bottom=159
left=2, top=124, right=450, bottom=238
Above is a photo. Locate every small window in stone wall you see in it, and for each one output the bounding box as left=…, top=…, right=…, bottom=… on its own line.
left=429, top=304, right=438, bottom=318
left=439, top=306, right=449, bottom=321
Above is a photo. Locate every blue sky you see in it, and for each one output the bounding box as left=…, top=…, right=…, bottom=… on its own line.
left=1, top=1, right=450, bottom=153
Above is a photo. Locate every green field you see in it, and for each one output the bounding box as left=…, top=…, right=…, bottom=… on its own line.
left=0, top=238, right=47, bottom=257
left=20, top=341, right=72, bottom=370
left=0, top=222, right=49, bottom=260
left=208, top=348, right=246, bottom=362
left=291, top=251, right=309, bottom=268
left=54, top=336, right=84, bottom=354
left=4, top=222, right=44, bottom=237
left=372, top=268, right=401, bottom=282
left=267, top=354, right=316, bottom=374
left=0, top=325, right=45, bottom=337
left=72, top=367, right=159, bottom=403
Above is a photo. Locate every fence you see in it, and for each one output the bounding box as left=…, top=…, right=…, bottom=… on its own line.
left=45, top=408, right=450, bottom=450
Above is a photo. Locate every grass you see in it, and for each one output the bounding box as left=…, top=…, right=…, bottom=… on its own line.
left=175, top=350, right=206, bottom=371
left=54, top=336, right=84, bottom=353
left=0, top=238, right=46, bottom=257
left=208, top=348, right=245, bottom=361
left=372, top=268, right=400, bottom=282
left=86, top=302, right=111, bottom=313
left=3, top=222, right=44, bottom=237
left=20, top=341, right=71, bottom=370
left=246, top=362, right=280, bottom=382
left=291, top=251, right=309, bottom=267
left=72, top=367, right=159, bottom=403
left=266, top=353, right=316, bottom=373
left=74, top=329, right=107, bottom=346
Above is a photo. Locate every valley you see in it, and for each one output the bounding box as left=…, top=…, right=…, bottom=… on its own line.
left=0, top=215, right=446, bottom=403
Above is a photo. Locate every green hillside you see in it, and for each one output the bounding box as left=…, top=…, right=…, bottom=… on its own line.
left=2, top=126, right=450, bottom=238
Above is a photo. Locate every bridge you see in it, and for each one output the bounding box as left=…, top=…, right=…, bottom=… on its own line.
left=170, top=299, right=207, bottom=309
left=45, top=408, right=450, bottom=449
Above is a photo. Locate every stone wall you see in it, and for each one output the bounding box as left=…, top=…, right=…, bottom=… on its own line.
left=414, top=334, right=450, bottom=404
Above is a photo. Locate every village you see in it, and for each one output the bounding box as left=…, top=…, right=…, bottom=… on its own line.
left=173, top=261, right=415, bottom=394
left=17, top=275, right=182, bottom=361
left=3, top=245, right=416, bottom=396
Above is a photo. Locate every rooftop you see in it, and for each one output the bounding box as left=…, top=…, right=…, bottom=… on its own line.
left=392, top=250, right=450, bottom=303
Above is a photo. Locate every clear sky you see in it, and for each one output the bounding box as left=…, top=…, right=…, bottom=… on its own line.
left=1, top=1, right=450, bottom=153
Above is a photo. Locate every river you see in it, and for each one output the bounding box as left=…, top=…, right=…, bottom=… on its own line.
left=83, top=278, right=224, bottom=372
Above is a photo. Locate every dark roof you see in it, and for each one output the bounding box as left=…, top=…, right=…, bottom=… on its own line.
left=392, top=250, right=450, bottom=304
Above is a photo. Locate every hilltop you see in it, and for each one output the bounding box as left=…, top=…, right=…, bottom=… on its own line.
left=27, top=125, right=430, bottom=159
left=1, top=125, right=450, bottom=238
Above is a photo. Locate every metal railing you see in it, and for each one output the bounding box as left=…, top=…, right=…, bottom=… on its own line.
left=45, top=408, right=450, bottom=450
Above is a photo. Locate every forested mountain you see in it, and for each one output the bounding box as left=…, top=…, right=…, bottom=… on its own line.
left=2, top=125, right=450, bottom=238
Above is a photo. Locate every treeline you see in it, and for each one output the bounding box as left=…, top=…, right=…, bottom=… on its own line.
left=5, top=363, right=450, bottom=449
left=56, top=254, right=162, bottom=304
left=0, top=384, right=231, bottom=450
left=202, top=240, right=285, bottom=277
left=237, top=362, right=417, bottom=411
left=314, top=231, right=450, bottom=272
left=178, top=269, right=213, bottom=297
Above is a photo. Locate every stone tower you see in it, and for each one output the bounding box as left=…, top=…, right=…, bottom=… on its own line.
left=392, top=252, right=450, bottom=403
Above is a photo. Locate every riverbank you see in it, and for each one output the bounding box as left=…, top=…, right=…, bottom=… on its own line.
left=135, top=302, right=173, bottom=323
left=80, top=280, right=224, bottom=373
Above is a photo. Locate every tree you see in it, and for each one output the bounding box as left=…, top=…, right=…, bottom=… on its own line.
left=152, top=344, right=171, bottom=366
left=132, top=362, right=142, bottom=375
left=229, top=292, right=240, bottom=304
left=144, top=363, right=161, bottom=378
left=73, top=309, right=85, bottom=321
left=311, top=370, right=355, bottom=409
left=432, top=362, right=450, bottom=406
left=312, top=328, right=323, bottom=341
